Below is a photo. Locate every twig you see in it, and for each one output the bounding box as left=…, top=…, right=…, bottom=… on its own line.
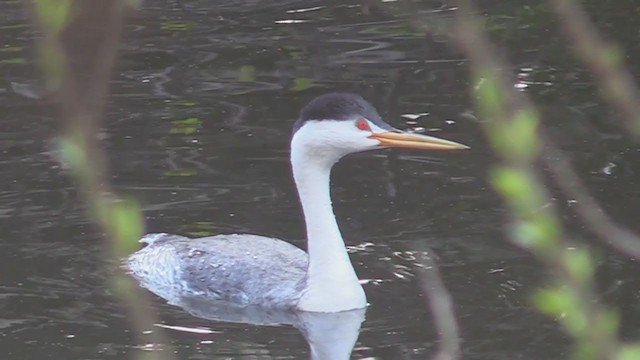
left=414, top=245, right=461, bottom=360
left=551, top=0, right=640, bottom=136
left=542, top=139, right=640, bottom=259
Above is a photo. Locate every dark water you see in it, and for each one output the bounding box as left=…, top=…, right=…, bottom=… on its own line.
left=1, top=1, right=640, bottom=359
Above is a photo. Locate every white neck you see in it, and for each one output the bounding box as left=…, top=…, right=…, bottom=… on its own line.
left=290, top=128, right=367, bottom=312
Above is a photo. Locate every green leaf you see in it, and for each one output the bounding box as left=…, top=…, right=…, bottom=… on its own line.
left=170, top=117, right=201, bottom=135
left=0, top=46, right=23, bottom=53
left=511, top=220, right=547, bottom=250
left=291, top=78, right=314, bottom=92
left=534, top=287, right=587, bottom=336
left=602, top=44, right=623, bottom=67
left=491, top=166, right=539, bottom=210
left=171, top=117, right=201, bottom=126
left=533, top=287, right=590, bottom=338
left=564, top=248, right=593, bottom=284
left=617, top=344, right=640, bottom=360
left=170, top=127, right=197, bottom=135
left=534, top=287, right=572, bottom=317
left=160, top=20, right=195, bottom=31
left=473, top=69, right=503, bottom=116
left=58, top=136, right=87, bottom=171
left=487, top=109, right=540, bottom=161
left=172, top=99, right=199, bottom=107
left=598, top=309, right=620, bottom=337
left=0, top=57, right=27, bottom=65
left=509, top=110, right=539, bottom=158
left=239, top=65, right=256, bottom=82
left=509, top=214, right=559, bottom=252
left=534, top=212, right=561, bottom=242
left=35, top=0, right=73, bottom=33
left=111, top=199, right=144, bottom=256
left=165, top=169, right=197, bottom=177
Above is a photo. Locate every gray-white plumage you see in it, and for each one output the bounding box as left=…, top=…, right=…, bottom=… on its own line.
left=128, top=233, right=307, bottom=307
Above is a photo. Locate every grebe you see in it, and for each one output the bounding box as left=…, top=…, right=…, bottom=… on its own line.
left=127, top=93, right=468, bottom=313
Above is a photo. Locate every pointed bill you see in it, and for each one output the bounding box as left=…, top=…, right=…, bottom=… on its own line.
left=369, top=131, right=469, bottom=150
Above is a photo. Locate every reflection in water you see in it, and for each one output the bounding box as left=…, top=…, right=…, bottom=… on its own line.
left=150, top=293, right=365, bottom=360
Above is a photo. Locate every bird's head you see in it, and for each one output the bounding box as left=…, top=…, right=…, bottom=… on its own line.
left=291, top=93, right=468, bottom=164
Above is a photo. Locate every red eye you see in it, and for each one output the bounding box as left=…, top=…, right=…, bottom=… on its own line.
left=356, top=118, right=371, bottom=131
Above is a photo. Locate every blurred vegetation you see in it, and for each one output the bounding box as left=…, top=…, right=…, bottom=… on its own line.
left=29, top=1, right=173, bottom=359
left=454, top=1, right=640, bottom=359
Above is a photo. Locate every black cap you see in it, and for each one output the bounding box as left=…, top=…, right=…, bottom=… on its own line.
left=293, top=93, right=394, bottom=134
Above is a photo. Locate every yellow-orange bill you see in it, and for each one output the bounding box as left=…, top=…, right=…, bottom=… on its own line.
left=369, top=131, right=469, bottom=150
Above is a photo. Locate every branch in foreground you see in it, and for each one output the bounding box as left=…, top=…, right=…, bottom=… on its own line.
left=551, top=0, right=640, bottom=136
left=414, top=246, right=461, bottom=360
left=542, top=140, right=640, bottom=259
left=29, top=1, right=173, bottom=359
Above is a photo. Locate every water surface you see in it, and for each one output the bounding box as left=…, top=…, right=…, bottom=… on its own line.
left=1, top=1, right=639, bottom=359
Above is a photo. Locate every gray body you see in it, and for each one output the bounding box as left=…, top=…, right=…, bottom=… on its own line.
left=127, top=233, right=308, bottom=308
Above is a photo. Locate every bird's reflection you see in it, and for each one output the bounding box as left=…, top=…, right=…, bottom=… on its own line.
left=149, top=289, right=365, bottom=360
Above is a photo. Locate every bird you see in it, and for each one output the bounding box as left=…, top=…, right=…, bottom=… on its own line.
left=127, top=92, right=468, bottom=313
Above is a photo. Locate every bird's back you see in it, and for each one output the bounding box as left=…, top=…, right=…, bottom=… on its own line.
left=127, top=233, right=309, bottom=308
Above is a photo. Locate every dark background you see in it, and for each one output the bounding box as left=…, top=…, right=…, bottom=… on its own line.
left=1, top=1, right=639, bottom=359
